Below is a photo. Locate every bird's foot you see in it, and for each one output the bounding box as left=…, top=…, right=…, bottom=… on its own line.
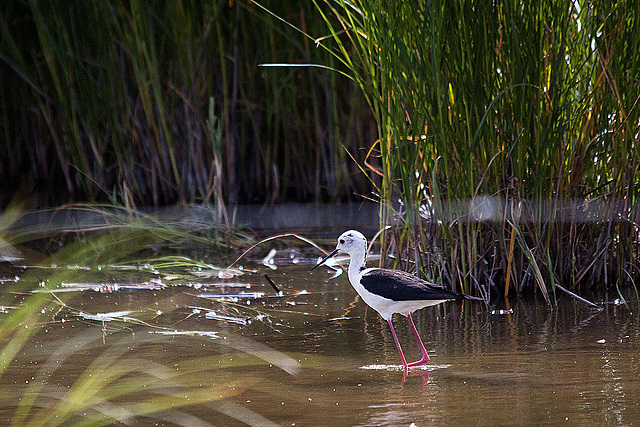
left=407, top=356, right=430, bottom=367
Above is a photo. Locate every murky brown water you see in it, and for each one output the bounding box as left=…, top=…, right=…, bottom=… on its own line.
left=1, top=248, right=638, bottom=425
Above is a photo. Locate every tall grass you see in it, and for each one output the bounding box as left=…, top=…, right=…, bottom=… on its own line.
left=0, top=1, right=377, bottom=208
left=311, top=0, right=640, bottom=297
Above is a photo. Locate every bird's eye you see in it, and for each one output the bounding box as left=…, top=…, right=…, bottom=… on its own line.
left=339, top=239, right=345, bottom=244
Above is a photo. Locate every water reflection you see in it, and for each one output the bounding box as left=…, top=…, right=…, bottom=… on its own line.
left=1, top=248, right=639, bottom=425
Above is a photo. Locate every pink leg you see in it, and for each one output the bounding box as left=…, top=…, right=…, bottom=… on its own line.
left=406, top=314, right=430, bottom=366
left=387, top=318, right=408, bottom=369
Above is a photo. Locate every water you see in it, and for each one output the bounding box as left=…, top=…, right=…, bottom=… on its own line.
left=1, top=247, right=639, bottom=425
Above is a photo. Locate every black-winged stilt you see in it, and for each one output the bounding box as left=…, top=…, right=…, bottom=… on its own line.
left=310, top=230, right=482, bottom=370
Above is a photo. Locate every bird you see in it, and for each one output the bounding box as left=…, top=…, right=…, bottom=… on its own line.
left=310, top=230, right=482, bottom=370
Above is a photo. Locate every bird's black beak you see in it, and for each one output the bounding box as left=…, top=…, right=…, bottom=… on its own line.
left=309, top=248, right=339, bottom=272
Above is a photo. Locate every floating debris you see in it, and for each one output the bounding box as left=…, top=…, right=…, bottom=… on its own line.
left=34, top=280, right=166, bottom=293
left=204, top=311, right=251, bottom=325
left=261, top=248, right=278, bottom=270
left=196, top=292, right=265, bottom=300
left=77, top=310, right=135, bottom=322
left=135, top=255, right=248, bottom=278
left=153, top=330, right=221, bottom=339
left=216, top=270, right=241, bottom=279
left=187, top=282, right=251, bottom=289
left=191, top=269, right=245, bottom=279
left=188, top=305, right=260, bottom=326
left=189, top=282, right=244, bottom=290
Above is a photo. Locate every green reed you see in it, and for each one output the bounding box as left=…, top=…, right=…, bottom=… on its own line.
left=312, top=0, right=640, bottom=297
left=0, top=1, right=373, bottom=207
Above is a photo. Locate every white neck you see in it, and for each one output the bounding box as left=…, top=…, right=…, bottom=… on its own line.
left=347, top=249, right=367, bottom=282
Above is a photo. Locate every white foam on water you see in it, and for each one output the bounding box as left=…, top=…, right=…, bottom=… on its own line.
left=359, top=364, right=450, bottom=371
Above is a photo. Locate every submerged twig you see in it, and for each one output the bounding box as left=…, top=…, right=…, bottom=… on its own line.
left=264, top=274, right=282, bottom=295
left=553, top=283, right=601, bottom=309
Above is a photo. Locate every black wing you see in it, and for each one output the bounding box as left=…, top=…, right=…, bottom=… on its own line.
left=360, top=269, right=468, bottom=301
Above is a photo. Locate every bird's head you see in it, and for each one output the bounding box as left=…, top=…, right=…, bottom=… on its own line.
left=335, top=230, right=367, bottom=255
left=309, top=230, right=367, bottom=271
